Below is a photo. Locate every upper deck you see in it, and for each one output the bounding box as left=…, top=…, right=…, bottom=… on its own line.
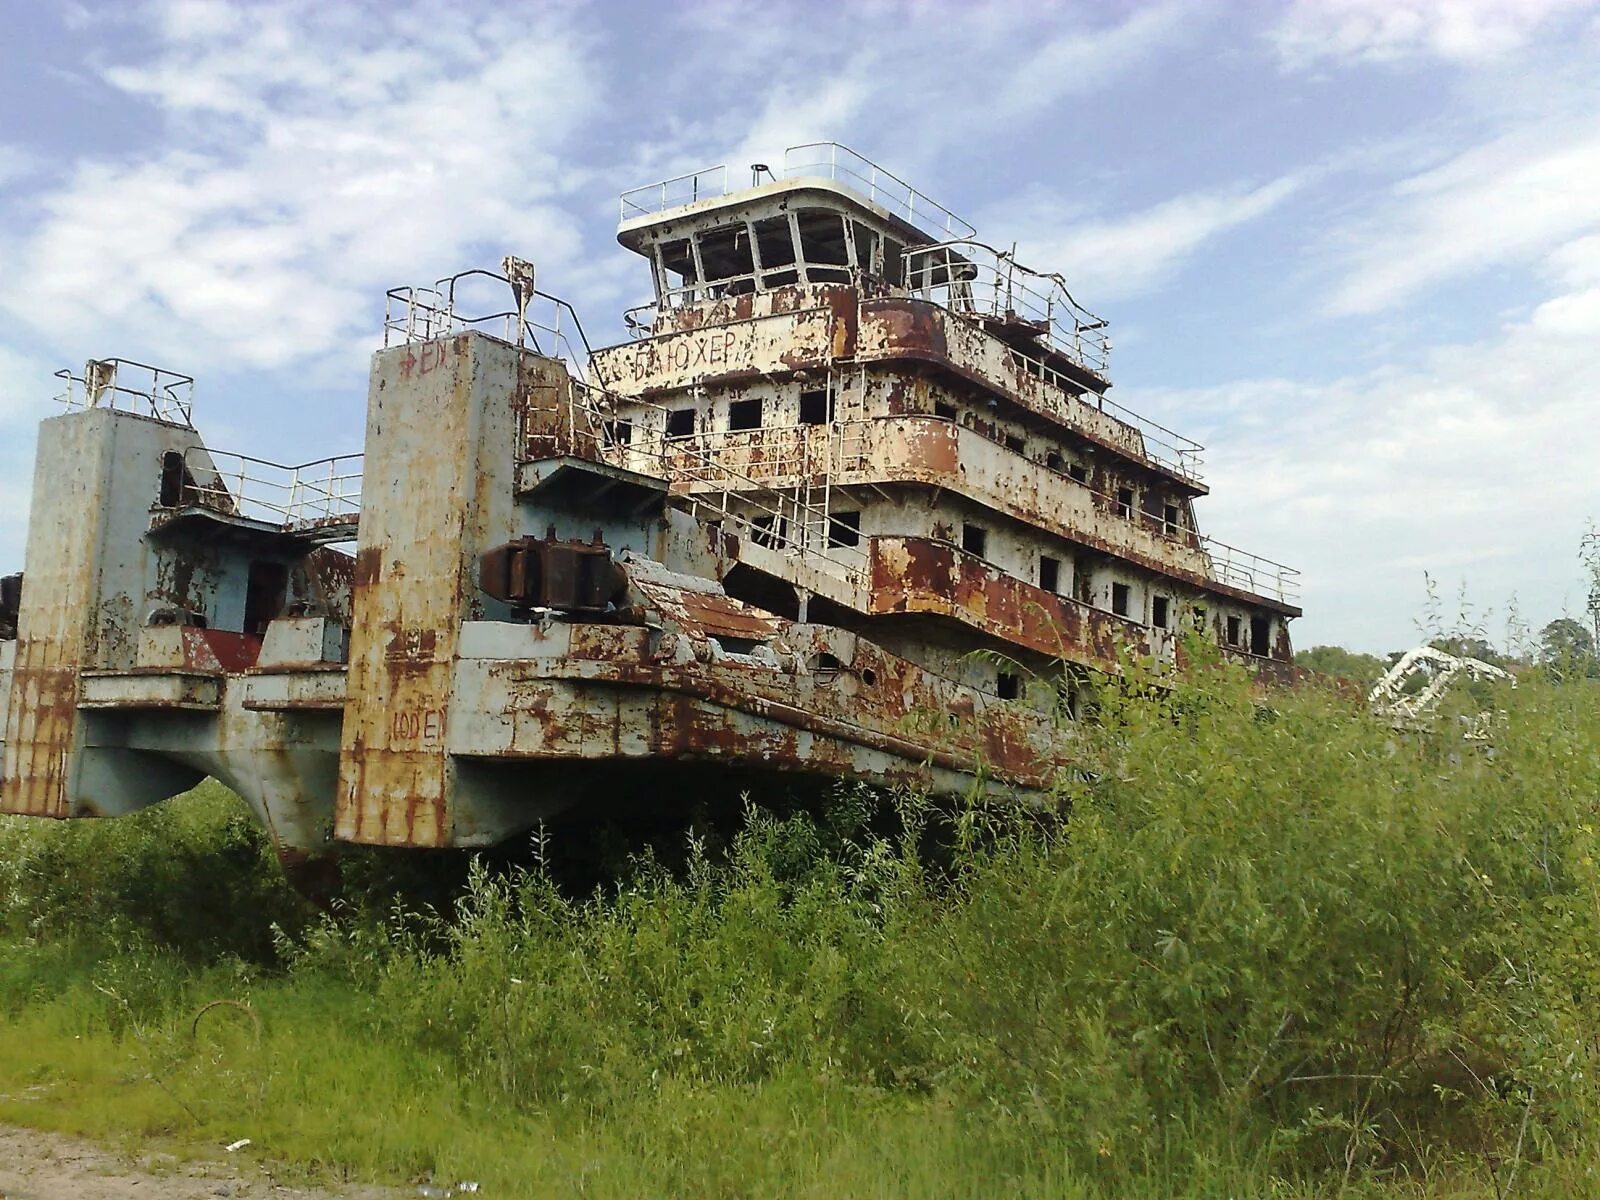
left=620, top=142, right=976, bottom=246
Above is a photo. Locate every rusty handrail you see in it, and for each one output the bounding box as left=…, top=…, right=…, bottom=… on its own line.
left=55, top=359, right=195, bottom=427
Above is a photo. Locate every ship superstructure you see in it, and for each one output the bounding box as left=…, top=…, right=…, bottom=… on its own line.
left=0, top=144, right=1299, bottom=852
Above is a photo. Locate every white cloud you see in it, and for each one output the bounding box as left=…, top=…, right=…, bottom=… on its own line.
left=0, top=1, right=600, bottom=374
left=983, top=173, right=1307, bottom=303
left=0, top=145, right=36, bottom=187
left=0, top=344, right=59, bottom=572
left=1134, top=230, right=1600, bottom=652
left=1272, top=0, right=1590, bottom=67
left=632, top=2, right=1197, bottom=199
left=1323, top=119, right=1600, bottom=315
left=992, top=3, right=1196, bottom=120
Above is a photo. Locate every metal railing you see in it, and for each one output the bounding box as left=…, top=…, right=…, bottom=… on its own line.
left=618, top=142, right=976, bottom=243
left=55, top=359, right=195, bottom=427
left=1200, top=537, right=1300, bottom=604
left=781, top=143, right=975, bottom=240
left=619, top=164, right=732, bottom=220
left=998, top=343, right=1204, bottom=483
left=904, top=241, right=1110, bottom=374
left=628, top=422, right=871, bottom=488
left=529, top=380, right=871, bottom=590
left=384, top=268, right=600, bottom=386
left=177, top=447, right=363, bottom=531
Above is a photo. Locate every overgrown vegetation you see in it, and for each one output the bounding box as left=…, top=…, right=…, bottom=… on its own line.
left=2, top=659, right=1598, bottom=1198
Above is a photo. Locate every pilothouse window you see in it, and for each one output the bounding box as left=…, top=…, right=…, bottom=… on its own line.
left=753, top=216, right=798, bottom=288
left=657, top=238, right=696, bottom=295
left=795, top=209, right=851, bottom=283
left=695, top=224, right=756, bottom=294
left=854, top=223, right=880, bottom=279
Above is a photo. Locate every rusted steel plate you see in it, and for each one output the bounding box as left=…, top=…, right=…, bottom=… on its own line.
left=593, top=308, right=834, bottom=394
left=869, top=536, right=1139, bottom=670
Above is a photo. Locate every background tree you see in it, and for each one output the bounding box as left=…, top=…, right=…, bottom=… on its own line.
left=1296, top=645, right=1389, bottom=687
left=1539, top=617, right=1597, bottom=679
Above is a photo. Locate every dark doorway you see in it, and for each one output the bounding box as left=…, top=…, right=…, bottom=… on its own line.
left=244, top=560, right=289, bottom=636
left=1250, top=615, right=1272, bottom=657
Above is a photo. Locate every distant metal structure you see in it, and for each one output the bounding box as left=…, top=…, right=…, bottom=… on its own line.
left=1369, top=645, right=1515, bottom=738
left=2, top=143, right=1302, bottom=853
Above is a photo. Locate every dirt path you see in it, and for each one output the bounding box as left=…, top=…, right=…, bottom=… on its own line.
left=0, top=1124, right=403, bottom=1200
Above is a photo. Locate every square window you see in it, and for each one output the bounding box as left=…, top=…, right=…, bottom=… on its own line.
left=828, top=510, right=861, bottom=548
left=799, top=388, right=832, bottom=425
left=751, top=514, right=787, bottom=548
left=666, top=408, right=696, bottom=439
left=1152, top=596, right=1170, bottom=629
left=997, top=671, right=1021, bottom=700
left=1068, top=462, right=1088, bottom=483
left=602, top=418, right=632, bottom=447
left=1004, top=433, right=1025, bottom=454
left=1111, top=582, right=1130, bottom=617
left=933, top=400, right=957, bottom=420
left=961, top=523, right=987, bottom=557
left=1045, top=450, right=1063, bottom=471
left=1251, top=615, right=1271, bottom=656
left=1039, top=555, right=1060, bottom=593
left=728, top=398, right=762, bottom=431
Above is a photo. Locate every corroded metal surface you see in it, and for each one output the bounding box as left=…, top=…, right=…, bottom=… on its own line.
left=2, top=145, right=1304, bottom=852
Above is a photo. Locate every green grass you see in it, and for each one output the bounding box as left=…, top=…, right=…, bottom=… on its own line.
left=2, top=658, right=1599, bottom=1197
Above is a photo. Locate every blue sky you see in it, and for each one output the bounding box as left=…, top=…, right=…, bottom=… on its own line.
left=1, top=0, right=1597, bottom=653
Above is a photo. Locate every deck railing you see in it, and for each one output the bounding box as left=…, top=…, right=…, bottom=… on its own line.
left=56, top=359, right=195, bottom=427
left=176, top=447, right=363, bottom=532
left=904, top=241, right=1110, bottom=374
left=1200, top=537, right=1301, bottom=604
left=384, top=268, right=599, bottom=386
left=619, top=142, right=976, bottom=243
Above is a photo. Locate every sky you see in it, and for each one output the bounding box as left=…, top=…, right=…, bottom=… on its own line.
left=1, top=0, right=1597, bottom=654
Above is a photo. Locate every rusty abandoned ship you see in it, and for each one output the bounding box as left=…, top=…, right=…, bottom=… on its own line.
left=0, top=144, right=1300, bottom=851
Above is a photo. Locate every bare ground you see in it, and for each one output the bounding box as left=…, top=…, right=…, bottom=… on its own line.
left=0, top=1124, right=403, bottom=1200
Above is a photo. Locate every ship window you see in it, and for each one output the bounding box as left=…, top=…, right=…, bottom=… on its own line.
left=1004, top=433, right=1025, bottom=454
left=1115, top=487, right=1134, bottom=518
left=961, top=523, right=987, bottom=558
left=728, top=398, right=762, bottom=431
left=696, top=224, right=755, bottom=292
left=1251, top=615, right=1271, bottom=656
left=1039, top=555, right=1060, bottom=594
left=158, top=451, right=186, bottom=507
left=795, top=209, right=851, bottom=273
left=799, top=388, right=833, bottom=425
left=666, top=408, right=696, bottom=439
left=1069, top=462, right=1088, bottom=483
left=882, top=239, right=904, bottom=285
left=1152, top=596, right=1170, bottom=629
left=751, top=514, right=787, bottom=548
left=602, top=418, right=632, bottom=446
left=1045, top=450, right=1062, bottom=471
left=1164, top=503, right=1181, bottom=535
left=753, top=216, right=798, bottom=288
left=811, top=651, right=843, bottom=677
left=1111, top=582, right=1130, bottom=617
left=828, top=510, right=861, bottom=548
left=658, top=238, right=696, bottom=289
left=934, top=400, right=957, bottom=420
left=853, top=223, right=880, bottom=277
left=1226, top=615, right=1242, bottom=646
left=997, top=671, right=1021, bottom=700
